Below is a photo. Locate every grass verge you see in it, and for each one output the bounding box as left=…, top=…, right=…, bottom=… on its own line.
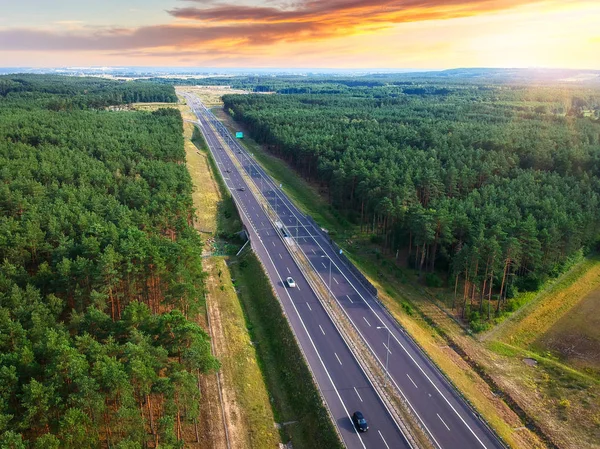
left=204, top=257, right=280, bottom=449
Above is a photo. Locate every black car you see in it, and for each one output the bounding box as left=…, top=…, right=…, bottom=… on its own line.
left=352, top=411, right=368, bottom=432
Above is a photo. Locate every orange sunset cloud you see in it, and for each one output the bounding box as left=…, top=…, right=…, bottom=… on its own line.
left=0, top=0, right=598, bottom=68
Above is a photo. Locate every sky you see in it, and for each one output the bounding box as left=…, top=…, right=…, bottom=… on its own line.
left=0, top=0, right=598, bottom=69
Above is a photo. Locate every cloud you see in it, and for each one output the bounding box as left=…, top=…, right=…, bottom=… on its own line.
left=0, top=21, right=332, bottom=52
left=169, top=0, right=545, bottom=25
left=0, top=0, right=552, bottom=55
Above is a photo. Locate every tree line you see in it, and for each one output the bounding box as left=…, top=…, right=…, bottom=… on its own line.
left=0, top=74, right=177, bottom=110
left=0, top=76, right=217, bottom=447
left=223, top=83, right=600, bottom=326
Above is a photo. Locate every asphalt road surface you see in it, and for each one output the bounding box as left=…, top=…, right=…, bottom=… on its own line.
left=185, top=93, right=505, bottom=449
left=185, top=94, right=411, bottom=449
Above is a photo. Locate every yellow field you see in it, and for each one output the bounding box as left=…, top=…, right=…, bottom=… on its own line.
left=176, top=86, right=249, bottom=107
left=495, top=256, right=600, bottom=349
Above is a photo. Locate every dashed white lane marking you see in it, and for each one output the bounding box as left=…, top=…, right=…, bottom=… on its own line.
left=333, top=277, right=339, bottom=285
left=378, top=431, right=391, bottom=449
left=307, top=303, right=312, bottom=311
left=279, top=253, right=283, bottom=260
left=437, top=414, right=451, bottom=431
left=272, top=242, right=276, bottom=247
left=261, top=222, right=265, bottom=227
left=303, top=238, right=307, bottom=243
left=363, top=317, right=371, bottom=327
left=321, top=262, right=327, bottom=269
left=312, top=249, right=316, bottom=255
left=297, top=285, right=301, bottom=291
left=407, top=373, right=418, bottom=389
left=287, top=267, right=291, bottom=274
left=346, top=295, right=353, bottom=304
left=334, top=352, right=342, bottom=365
left=354, top=387, right=363, bottom=402
left=383, top=342, right=392, bottom=354
left=319, top=325, right=325, bottom=335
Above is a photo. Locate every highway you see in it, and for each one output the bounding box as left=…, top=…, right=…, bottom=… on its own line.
left=185, top=92, right=505, bottom=449
left=184, top=93, right=411, bottom=449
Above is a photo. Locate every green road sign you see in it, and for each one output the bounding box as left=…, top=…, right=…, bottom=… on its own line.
left=235, top=132, right=244, bottom=138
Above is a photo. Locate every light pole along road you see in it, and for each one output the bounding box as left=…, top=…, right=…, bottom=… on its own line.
left=184, top=93, right=411, bottom=449
left=189, top=93, right=507, bottom=449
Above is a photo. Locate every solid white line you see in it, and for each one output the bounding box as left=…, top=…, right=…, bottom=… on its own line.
left=378, top=431, right=391, bottom=449
left=307, top=303, right=312, bottom=311
left=335, top=352, right=342, bottom=365
left=407, top=374, right=418, bottom=389
left=363, top=317, right=371, bottom=327
left=319, top=325, right=325, bottom=335
left=354, top=387, right=363, bottom=402
left=437, top=414, right=451, bottom=431
left=346, top=295, right=354, bottom=304
left=383, top=342, right=392, bottom=354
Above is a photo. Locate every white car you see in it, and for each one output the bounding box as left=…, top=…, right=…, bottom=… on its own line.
left=286, top=277, right=296, bottom=288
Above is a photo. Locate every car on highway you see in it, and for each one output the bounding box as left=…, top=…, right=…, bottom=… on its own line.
left=238, top=187, right=246, bottom=191
left=285, top=277, right=296, bottom=288
left=352, top=411, right=368, bottom=432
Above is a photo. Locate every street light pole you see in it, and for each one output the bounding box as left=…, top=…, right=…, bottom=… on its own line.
left=377, top=326, right=391, bottom=387
left=321, top=255, right=332, bottom=301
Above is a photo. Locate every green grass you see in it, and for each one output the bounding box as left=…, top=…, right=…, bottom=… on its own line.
left=229, top=252, right=343, bottom=449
